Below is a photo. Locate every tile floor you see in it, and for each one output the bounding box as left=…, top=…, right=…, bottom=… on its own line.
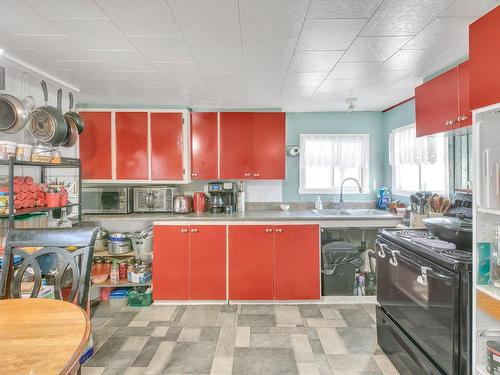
left=83, top=302, right=400, bottom=375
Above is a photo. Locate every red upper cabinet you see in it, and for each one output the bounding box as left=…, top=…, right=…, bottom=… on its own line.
left=219, top=112, right=286, bottom=179
left=115, top=112, right=148, bottom=180
left=189, top=226, right=226, bottom=300
left=153, top=225, right=190, bottom=300
left=457, top=61, right=472, bottom=127
left=78, top=112, right=112, bottom=180
left=252, top=113, right=285, bottom=179
left=151, top=112, right=184, bottom=180
left=220, top=113, right=253, bottom=179
left=191, top=112, right=218, bottom=180
left=470, top=6, right=500, bottom=110
left=229, top=225, right=274, bottom=300
left=274, top=225, right=320, bottom=300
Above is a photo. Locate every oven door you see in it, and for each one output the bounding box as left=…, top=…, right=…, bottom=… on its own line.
left=376, top=238, right=458, bottom=375
left=82, top=188, right=129, bottom=214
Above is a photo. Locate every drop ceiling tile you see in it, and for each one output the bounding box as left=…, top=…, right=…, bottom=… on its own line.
left=129, top=36, right=193, bottom=62
left=391, top=74, right=423, bottom=89
left=308, top=91, right=345, bottom=106
left=361, top=0, right=454, bottom=36
left=204, top=72, right=245, bottom=89
left=176, top=18, right=241, bottom=50
left=317, top=79, right=358, bottom=92
left=403, top=17, right=474, bottom=52
left=25, top=0, right=105, bottom=19
left=439, top=0, right=499, bottom=17
left=192, top=50, right=244, bottom=74
left=168, top=0, right=238, bottom=18
left=297, top=19, right=368, bottom=50
left=382, top=49, right=429, bottom=70
left=152, top=62, right=205, bottom=81
left=0, top=0, right=63, bottom=34
left=327, top=62, right=381, bottom=79
left=290, top=51, right=344, bottom=72
left=278, top=86, right=317, bottom=100
left=283, top=72, right=328, bottom=87
left=95, top=0, right=180, bottom=36
left=341, top=36, right=411, bottom=62
left=308, top=0, right=383, bottom=18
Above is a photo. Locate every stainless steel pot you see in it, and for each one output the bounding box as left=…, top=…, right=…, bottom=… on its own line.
left=107, top=232, right=132, bottom=255
left=95, top=229, right=108, bottom=252
left=423, top=216, right=472, bottom=250
left=0, top=73, right=34, bottom=133
left=131, top=226, right=153, bottom=263
left=28, top=82, right=67, bottom=146
left=64, top=92, right=84, bottom=134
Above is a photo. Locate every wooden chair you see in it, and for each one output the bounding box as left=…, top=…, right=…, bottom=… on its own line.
left=0, top=228, right=98, bottom=309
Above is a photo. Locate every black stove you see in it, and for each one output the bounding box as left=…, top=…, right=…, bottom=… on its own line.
left=379, top=228, right=471, bottom=271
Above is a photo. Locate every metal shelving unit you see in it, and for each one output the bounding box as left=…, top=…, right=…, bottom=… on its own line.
left=0, top=157, right=82, bottom=228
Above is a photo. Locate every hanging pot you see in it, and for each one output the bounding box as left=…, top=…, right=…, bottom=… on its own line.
left=0, top=73, right=35, bottom=133
left=64, top=92, right=84, bottom=134
left=62, top=93, right=79, bottom=147
left=28, top=82, right=67, bottom=146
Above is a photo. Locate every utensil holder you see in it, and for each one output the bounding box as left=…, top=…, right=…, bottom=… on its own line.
left=46, top=192, right=61, bottom=208
left=410, top=213, right=427, bottom=228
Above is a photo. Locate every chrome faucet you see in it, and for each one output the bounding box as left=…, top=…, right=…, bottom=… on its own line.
left=338, top=177, right=362, bottom=209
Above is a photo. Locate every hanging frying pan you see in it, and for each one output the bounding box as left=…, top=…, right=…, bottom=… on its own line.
left=0, top=73, right=35, bottom=133
left=62, top=93, right=79, bottom=148
left=64, top=92, right=84, bottom=134
left=28, top=81, right=67, bottom=146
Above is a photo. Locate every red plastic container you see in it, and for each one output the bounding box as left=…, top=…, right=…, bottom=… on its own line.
left=46, top=192, right=61, bottom=208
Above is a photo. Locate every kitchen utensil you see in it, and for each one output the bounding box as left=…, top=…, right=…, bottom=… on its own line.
left=209, top=194, right=224, bottom=213
left=131, top=229, right=153, bottom=263
left=107, top=233, right=132, bottom=255
left=193, top=192, right=207, bottom=213
left=95, top=229, right=108, bottom=252
left=64, top=92, right=84, bottom=134
left=0, top=73, right=34, bottom=133
left=28, top=81, right=67, bottom=146
left=62, top=94, right=79, bottom=147
left=173, top=195, right=193, bottom=214
left=423, top=216, right=472, bottom=250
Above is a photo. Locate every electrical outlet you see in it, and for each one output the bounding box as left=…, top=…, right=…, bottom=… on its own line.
left=0, top=65, right=5, bottom=90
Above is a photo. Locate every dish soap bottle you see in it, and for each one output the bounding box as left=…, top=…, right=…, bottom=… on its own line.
left=315, top=196, right=323, bottom=210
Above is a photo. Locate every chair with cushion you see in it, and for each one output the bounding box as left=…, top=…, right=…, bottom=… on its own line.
left=0, top=228, right=98, bottom=309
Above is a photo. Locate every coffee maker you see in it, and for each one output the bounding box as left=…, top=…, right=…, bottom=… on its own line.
left=207, top=182, right=237, bottom=213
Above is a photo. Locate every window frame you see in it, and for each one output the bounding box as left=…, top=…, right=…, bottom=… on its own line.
left=298, top=133, right=370, bottom=195
left=391, top=124, right=449, bottom=196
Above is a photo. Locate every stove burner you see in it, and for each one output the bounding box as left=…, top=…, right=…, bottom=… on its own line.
left=441, top=249, right=472, bottom=261
left=395, top=230, right=431, bottom=240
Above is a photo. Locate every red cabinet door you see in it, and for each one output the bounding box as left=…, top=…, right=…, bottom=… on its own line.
left=252, top=113, right=285, bottom=179
left=229, top=225, right=274, bottom=300
left=79, top=112, right=112, bottom=179
left=415, top=68, right=459, bottom=137
left=220, top=112, right=253, bottom=179
left=470, top=6, right=500, bottom=110
left=274, top=225, right=320, bottom=300
left=151, top=112, right=184, bottom=180
left=115, top=112, right=148, bottom=180
left=189, top=226, right=226, bottom=300
left=191, top=112, right=218, bottom=180
left=153, top=225, right=190, bottom=300
left=457, top=61, right=472, bottom=128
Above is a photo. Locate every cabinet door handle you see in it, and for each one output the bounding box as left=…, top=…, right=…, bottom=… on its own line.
left=180, top=228, right=189, bottom=233
left=253, top=173, right=260, bottom=177
left=190, top=228, right=198, bottom=233
left=265, top=228, right=273, bottom=233
left=244, top=173, right=251, bottom=177
left=457, top=114, right=469, bottom=122
left=191, top=172, right=198, bottom=177
left=275, top=228, right=283, bottom=233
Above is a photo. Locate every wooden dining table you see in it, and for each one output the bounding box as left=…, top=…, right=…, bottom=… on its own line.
left=0, top=298, right=91, bottom=375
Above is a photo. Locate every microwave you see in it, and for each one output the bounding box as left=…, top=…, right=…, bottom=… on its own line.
left=134, top=187, right=179, bottom=212
left=82, top=187, right=133, bottom=214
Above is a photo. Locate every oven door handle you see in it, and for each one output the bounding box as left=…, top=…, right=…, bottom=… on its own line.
left=375, top=240, right=400, bottom=266
left=375, top=240, right=387, bottom=258
left=396, top=252, right=453, bottom=285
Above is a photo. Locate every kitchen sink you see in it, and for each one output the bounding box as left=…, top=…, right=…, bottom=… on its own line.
left=311, top=209, right=350, bottom=216
left=343, top=209, right=393, bottom=217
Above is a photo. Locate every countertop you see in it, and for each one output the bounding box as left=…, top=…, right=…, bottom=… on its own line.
left=83, top=209, right=402, bottom=227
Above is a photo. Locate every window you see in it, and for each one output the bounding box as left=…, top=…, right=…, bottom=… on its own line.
left=390, top=124, right=448, bottom=195
left=299, top=134, right=369, bottom=194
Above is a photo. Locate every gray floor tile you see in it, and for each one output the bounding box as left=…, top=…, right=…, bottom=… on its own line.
left=240, top=305, right=274, bottom=315
left=200, top=327, right=221, bottom=341
left=180, top=305, right=221, bottom=327
left=237, top=314, right=275, bottom=327
left=299, top=305, right=323, bottom=319
left=327, top=354, right=382, bottom=372
left=233, top=347, right=298, bottom=375
left=111, top=326, right=155, bottom=337
left=131, top=337, right=164, bottom=367
left=106, top=312, right=138, bottom=327
left=86, top=337, right=128, bottom=367
left=338, top=307, right=375, bottom=327
left=165, top=326, right=183, bottom=341
left=336, top=326, right=380, bottom=354
left=164, top=342, right=217, bottom=374
left=250, top=333, right=292, bottom=348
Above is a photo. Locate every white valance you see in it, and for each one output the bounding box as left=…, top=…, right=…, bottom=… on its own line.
left=301, top=134, right=369, bottom=170
left=389, top=125, right=439, bottom=166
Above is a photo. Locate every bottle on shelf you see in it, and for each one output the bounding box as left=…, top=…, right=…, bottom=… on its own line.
left=110, top=259, right=119, bottom=285
left=490, top=225, right=500, bottom=287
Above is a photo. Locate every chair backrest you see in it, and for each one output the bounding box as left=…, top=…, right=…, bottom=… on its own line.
left=0, top=228, right=98, bottom=309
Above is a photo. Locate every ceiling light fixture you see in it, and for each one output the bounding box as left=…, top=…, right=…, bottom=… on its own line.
left=2, top=52, right=80, bottom=92
left=346, top=97, right=358, bottom=113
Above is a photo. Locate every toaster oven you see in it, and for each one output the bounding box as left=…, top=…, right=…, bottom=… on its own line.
left=134, top=187, right=179, bottom=212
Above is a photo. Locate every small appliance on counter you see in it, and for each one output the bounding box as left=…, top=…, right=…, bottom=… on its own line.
left=193, top=192, right=207, bottom=213
left=207, top=182, right=237, bottom=213
left=82, top=186, right=133, bottom=214
left=173, top=195, right=193, bottom=214
left=134, top=186, right=179, bottom=212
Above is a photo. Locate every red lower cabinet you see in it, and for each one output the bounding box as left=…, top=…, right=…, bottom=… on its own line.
left=274, top=225, right=320, bottom=300
left=229, top=225, right=274, bottom=300
left=189, top=226, right=226, bottom=300
left=153, top=225, right=190, bottom=300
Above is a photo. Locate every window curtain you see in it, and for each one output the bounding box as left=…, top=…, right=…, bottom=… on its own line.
left=301, top=134, right=369, bottom=169
left=389, top=125, right=439, bottom=166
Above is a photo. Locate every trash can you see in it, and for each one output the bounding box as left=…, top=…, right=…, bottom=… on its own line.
left=321, top=241, right=362, bottom=296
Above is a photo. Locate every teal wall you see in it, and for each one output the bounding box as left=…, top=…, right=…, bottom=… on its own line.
left=283, top=111, right=385, bottom=202
left=381, top=99, right=416, bottom=202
